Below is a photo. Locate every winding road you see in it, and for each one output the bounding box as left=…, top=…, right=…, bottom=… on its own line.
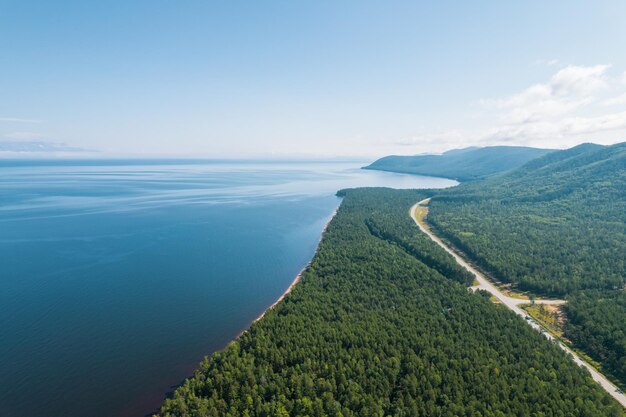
left=410, top=199, right=626, bottom=409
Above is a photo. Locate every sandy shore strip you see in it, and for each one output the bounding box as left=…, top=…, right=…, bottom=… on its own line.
left=252, top=269, right=303, bottom=323
left=243, top=208, right=339, bottom=331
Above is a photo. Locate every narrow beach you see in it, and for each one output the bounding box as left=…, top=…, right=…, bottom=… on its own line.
left=242, top=208, right=339, bottom=332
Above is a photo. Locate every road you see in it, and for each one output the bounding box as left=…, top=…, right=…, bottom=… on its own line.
left=410, top=199, right=626, bottom=408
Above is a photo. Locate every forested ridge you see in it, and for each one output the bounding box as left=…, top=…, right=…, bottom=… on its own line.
left=427, top=142, right=626, bottom=388
left=157, top=188, right=621, bottom=417
left=364, top=146, right=553, bottom=181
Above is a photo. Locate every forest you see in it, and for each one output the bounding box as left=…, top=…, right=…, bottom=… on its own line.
left=564, top=291, right=626, bottom=388
left=427, top=142, right=626, bottom=387
left=157, top=188, right=621, bottom=417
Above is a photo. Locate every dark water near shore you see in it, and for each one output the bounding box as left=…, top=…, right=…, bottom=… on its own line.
left=0, top=160, right=456, bottom=417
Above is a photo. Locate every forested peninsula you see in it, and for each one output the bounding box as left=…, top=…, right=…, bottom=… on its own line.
left=157, top=188, right=622, bottom=417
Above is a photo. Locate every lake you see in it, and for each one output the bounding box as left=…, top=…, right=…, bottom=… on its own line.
left=0, top=160, right=456, bottom=417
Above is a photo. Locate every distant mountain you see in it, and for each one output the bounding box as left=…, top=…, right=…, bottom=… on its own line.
left=441, top=142, right=625, bottom=200
left=364, top=146, right=554, bottom=181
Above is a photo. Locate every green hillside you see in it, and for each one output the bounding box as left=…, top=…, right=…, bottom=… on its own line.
left=157, top=188, right=621, bottom=417
left=428, top=141, right=626, bottom=386
left=429, top=142, right=626, bottom=294
left=364, top=146, right=554, bottom=181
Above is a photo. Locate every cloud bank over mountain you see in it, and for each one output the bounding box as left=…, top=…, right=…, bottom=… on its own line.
left=397, top=65, right=626, bottom=153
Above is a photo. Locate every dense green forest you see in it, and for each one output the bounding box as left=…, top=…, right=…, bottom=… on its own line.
left=364, top=146, right=553, bottom=181
left=564, top=291, right=626, bottom=388
left=429, top=142, right=625, bottom=295
left=427, top=142, right=626, bottom=387
left=157, top=188, right=621, bottom=417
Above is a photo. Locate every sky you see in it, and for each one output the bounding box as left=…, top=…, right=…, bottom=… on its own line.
left=1, top=1, right=626, bottom=159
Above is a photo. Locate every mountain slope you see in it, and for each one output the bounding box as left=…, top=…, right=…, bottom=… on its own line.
left=428, top=141, right=626, bottom=386
left=430, top=141, right=626, bottom=294
left=364, top=146, right=554, bottom=181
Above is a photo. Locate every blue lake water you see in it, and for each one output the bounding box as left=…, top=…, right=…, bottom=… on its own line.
left=0, top=160, right=456, bottom=417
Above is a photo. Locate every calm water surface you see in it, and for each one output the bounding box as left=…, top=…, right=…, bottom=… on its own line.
left=0, top=161, right=456, bottom=417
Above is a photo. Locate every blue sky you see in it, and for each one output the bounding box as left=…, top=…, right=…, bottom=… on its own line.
left=1, top=1, right=626, bottom=158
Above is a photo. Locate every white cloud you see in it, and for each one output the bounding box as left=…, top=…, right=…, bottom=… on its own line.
left=603, top=92, right=626, bottom=106
left=0, top=140, right=93, bottom=153
left=481, top=65, right=610, bottom=124
left=393, top=64, right=626, bottom=153
left=479, top=65, right=626, bottom=146
left=564, top=111, right=626, bottom=135
left=0, top=117, right=42, bottom=123
left=4, top=131, right=47, bottom=140
left=550, top=64, right=610, bottom=96
left=478, top=111, right=626, bottom=143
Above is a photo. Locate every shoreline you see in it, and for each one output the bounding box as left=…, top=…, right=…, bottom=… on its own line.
left=148, top=208, right=340, bottom=417
left=239, top=207, right=339, bottom=335
left=250, top=268, right=302, bottom=324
